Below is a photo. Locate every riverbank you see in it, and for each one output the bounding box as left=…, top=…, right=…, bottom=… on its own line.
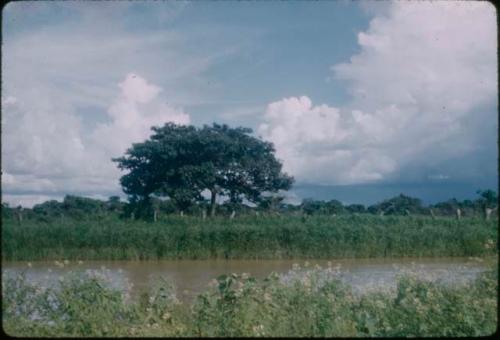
left=2, top=263, right=497, bottom=337
left=2, top=215, right=497, bottom=261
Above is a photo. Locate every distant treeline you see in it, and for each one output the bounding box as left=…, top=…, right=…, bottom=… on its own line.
left=2, top=190, right=498, bottom=223
left=2, top=192, right=497, bottom=261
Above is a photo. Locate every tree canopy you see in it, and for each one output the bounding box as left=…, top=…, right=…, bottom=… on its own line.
left=113, top=123, right=294, bottom=217
left=367, top=194, right=424, bottom=216
left=476, top=189, right=498, bottom=209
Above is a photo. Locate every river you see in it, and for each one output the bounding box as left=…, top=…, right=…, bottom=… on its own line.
left=2, top=257, right=494, bottom=302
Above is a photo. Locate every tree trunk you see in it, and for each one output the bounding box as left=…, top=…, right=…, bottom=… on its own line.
left=429, top=208, right=435, bottom=219
left=202, top=209, right=207, bottom=220
left=230, top=210, right=236, bottom=219
left=485, top=207, right=497, bottom=220
left=180, top=210, right=184, bottom=217
left=210, top=189, right=217, bottom=217
left=153, top=209, right=158, bottom=222
left=456, top=208, right=461, bottom=220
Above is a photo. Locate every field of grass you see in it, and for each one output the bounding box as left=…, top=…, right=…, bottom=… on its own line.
left=2, top=264, right=497, bottom=337
left=2, top=214, right=497, bottom=261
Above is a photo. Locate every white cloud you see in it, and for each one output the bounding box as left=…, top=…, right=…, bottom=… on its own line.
left=119, top=73, right=162, bottom=104
left=2, top=74, right=191, bottom=206
left=334, top=1, right=496, bottom=114
left=258, top=96, right=397, bottom=184
left=2, top=96, right=18, bottom=106
left=1, top=1, right=212, bottom=207
left=2, top=1, right=497, bottom=206
left=91, top=73, right=190, bottom=158
left=2, top=93, right=88, bottom=179
left=259, top=1, right=497, bottom=185
left=281, top=191, right=302, bottom=206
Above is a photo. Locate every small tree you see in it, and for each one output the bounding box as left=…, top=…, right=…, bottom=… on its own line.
left=61, top=195, right=106, bottom=219
left=300, top=199, right=323, bottom=215
left=33, top=200, right=64, bottom=219
left=476, top=189, right=498, bottom=208
left=325, top=199, right=344, bottom=215
left=476, top=189, right=498, bottom=219
left=369, top=194, right=423, bottom=216
left=1, top=203, right=14, bottom=220
left=106, top=196, right=124, bottom=213
left=346, top=204, right=366, bottom=214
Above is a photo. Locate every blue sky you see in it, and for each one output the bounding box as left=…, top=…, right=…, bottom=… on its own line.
left=1, top=0, right=497, bottom=207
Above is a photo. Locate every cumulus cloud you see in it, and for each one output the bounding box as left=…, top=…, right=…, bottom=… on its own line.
left=334, top=2, right=496, bottom=113
left=2, top=74, right=190, bottom=207
left=2, top=1, right=497, bottom=206
left=1, top=1, right=210, bottom=207
left=2, top=93, right=88, bottom=180
left=259, top=1, right=497, bottom=185
left=91, top=73, right=190, bottom=158
left=258, top=96, right=398, bottom=184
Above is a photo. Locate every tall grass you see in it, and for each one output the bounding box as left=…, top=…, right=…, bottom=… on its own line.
left=2, top=264, right=497, bottom=337
left=2, top=214, right=497, bottom=261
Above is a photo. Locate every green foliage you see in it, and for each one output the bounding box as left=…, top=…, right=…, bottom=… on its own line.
left=346, top=204, right=366, bottom=214
left=2, top=270, right=186, bottom=337
left=3, top=265, right=497, bottom=337
left=61, top=195, right=107, bottom=219
left=113, top=123, right=294, bottom=216
left=106, top=196, right=125, bottom=213
left=301, top=199, right=345, bottom=215
left=28, top=195, right=111, bottom=221
left=2, top=202, right=14, bottom=219
left=32, top=200, right=66, bottom=218
left=476, top=189, right=498, bottom=209
left=367, top=194, right=424, bottom=216
left=431, top=198, right=461, bottom=216
left=3, top=190, right=497, bottom=223
left=2, top=214, right=497, bottom=261
left=429, top=190, right=498, bottom=217
left=352, top=268, right=498, bottom=337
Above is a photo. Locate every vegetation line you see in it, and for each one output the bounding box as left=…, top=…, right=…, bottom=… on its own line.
left=2, top=214, right=497, bottom=261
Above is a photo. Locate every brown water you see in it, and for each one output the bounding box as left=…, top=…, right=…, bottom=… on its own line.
left=2, top=257, right=495, bottom=302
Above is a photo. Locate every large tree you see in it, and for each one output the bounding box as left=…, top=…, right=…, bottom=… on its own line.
left=113, top=123, right=294, bottom=217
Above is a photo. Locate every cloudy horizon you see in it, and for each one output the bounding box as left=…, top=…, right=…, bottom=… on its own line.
left=2, top=1, right=498, bottom=208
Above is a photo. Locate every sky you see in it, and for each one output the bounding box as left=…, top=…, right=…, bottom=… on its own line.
left=1, top=0, right=498, bottom=207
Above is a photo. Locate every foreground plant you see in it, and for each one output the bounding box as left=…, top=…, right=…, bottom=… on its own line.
left=2, top=265, right=497, bottom=337
left=2, top=270, right=185, bottom=337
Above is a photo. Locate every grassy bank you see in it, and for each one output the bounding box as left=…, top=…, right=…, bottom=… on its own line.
left=2, top=264, right=497, bottom=337
left=2, top=215, right=497, bottom=261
